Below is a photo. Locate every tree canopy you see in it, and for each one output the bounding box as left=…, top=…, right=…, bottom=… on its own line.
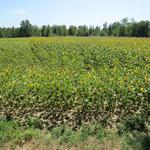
left=0, top=18, right=149, bottom=38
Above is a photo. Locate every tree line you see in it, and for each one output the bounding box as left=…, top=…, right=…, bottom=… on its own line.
left=0, top=18, right=150, bottom=38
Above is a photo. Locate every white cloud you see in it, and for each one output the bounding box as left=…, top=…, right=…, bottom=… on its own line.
left=12, top=9, right=27, bottom=15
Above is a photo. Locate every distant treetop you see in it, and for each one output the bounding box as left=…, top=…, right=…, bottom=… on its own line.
left=0, top=18, right=150, bottom=38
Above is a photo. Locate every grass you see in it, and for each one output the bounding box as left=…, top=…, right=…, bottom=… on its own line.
left=0, top=120, right=150, bottom=150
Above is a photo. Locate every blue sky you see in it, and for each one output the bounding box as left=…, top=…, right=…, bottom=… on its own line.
left=0, top=0, right=149, bottom=27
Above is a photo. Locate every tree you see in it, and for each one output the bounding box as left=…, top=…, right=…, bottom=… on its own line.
left=41, top=25, right=47, bottom=37
left=68, top=25, right=77, bottom=36
left=58, top=25, right=68, bottom=36
left=101, top=22, right=109, bottom=36
left=15, top=28, right=20, bottom=37
left=19, top=20, right=33, bottom=37
left=111, top=22, right=119, bottom=36
left=32, top=25, right=41, bottom=37
left=89, top=26, right=95, bottom=36
left=0, top=18, right=150, bottom=38
left=121, top=18, right=129, bottom=26
left=83, top=25, right=89, bottom=36
left=108, top=24, right=112, bottom=36
left=77, top=25, right=88, bottom=36
left=46, top=25, right=52, bottom=37
left=52, top=25, right=59, bottom=36
left=94, top=26, right=101, bottom=36
left=77, top=26, right=84, bottom=36
left=0, top=28, right=4, bottom=37
left=136, top=21, right=150, bottom=37
left=10, top=27, right=16, bottom=38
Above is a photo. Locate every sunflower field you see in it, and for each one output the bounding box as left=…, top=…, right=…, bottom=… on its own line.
left=0, top=37, right=150, bottom=129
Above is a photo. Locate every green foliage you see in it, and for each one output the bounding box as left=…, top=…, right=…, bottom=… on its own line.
left=68, top=25, right=77, bottom=36
left=51, top=124, right=107, bottom=144
left=118, top=114, right=149, bottom=135
left=0, top=18, right=149, bottom=37
left=0, top=120, right=149, bottom=149
left=0, top=37, right=150, bottom=130
left=51, top=125, right=65, bottom=139
left=123, top=132, right=150, bottom=150
left=0, top=120, right=18, bottom=144
left=20, top=20, right=33, bottom=37
left=0, top=120, right=40, bottom=146
left=27, top=117, right=41, bottom=128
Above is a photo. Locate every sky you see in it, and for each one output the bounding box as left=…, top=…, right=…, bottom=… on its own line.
left=0, top=0, right=149, bottom=27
